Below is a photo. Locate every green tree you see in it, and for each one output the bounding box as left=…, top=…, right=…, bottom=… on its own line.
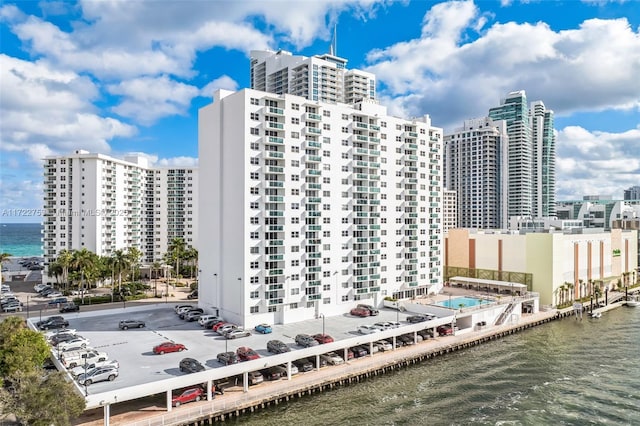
left=168, top=238, right=186, bottom=282
left=0, top=317, right=49, bottom=380
left=71, top=248, right=97, bottom=301
left=0, top=252, right=11, bottom=284
left=184, top=246, right=198, bottom=278
left=58, top=249, right=74, bottom=292
left=46, top=260, right=63, bottom=286
left=0, top=370, right=85, bottom=426
left=152, top=261, right=161, bottom=297
left=126, top=246, right=143, bottom=282
left=110, top=249, right=130, bottom=293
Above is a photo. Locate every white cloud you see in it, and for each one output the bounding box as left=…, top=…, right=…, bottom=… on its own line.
left=107, top=76, right=200, bottom=125
left=365, top=1, right=640, bottom=131
left=556, top=125, right=640, bottom=199
left=200, top=75, right=239, bottom=99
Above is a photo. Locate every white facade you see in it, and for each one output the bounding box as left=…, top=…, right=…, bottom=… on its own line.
left=444, top=117, right=508, bottom=229
left=42, top=151, right=198, bottom=281
left=442, top=189, right=457, bottom=232
left=556, top=199, right=640, bottom=231
left=250, top=49, right=376, bottom=105
left=199, top=89, right=444, bottom=327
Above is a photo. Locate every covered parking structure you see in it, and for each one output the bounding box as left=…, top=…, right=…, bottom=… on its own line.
left=449, top=276, right=527, bottom=296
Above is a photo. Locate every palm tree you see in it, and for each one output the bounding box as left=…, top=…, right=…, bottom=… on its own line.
left=47, top=261, right=63, bottom=286
left=0, top=253, right=11, bottom=284
left=566, top=282, right=575, bottom=303
left=578, top=279, right=584, bottom=300
left=110, top=249, right=130, bottom=293
left=71, top=248, right=96, bottom=302
left=184, top=247, right=198, bottom=279
left=126, top=246, right=143, bottom=283
left=168, top=238, right=186, bottom=284
left=57, top=249, right=74, bottom=293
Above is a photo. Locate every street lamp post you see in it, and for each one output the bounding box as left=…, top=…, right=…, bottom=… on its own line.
left=320, top=314, right=325, bottom=337
left=213, top=273, right=218, bottom=314
left=83, top=356, right=88, bottom=396
left=26, top=295, right=29, bottom=318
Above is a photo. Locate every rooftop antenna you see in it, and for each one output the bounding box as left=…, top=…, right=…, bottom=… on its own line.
left=329, top=23, right=337, bottom=56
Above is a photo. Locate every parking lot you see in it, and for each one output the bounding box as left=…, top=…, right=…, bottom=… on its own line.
left=28, top=303, right=436, bottom=396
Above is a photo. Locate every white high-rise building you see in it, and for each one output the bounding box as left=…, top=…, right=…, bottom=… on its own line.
left=444, top=117, right=508, bottom=229
left=199, top=89, right=443, bottom=327
left=42, top=151, right=198, bottom=281
left=250, top=49, right=376, bottom=105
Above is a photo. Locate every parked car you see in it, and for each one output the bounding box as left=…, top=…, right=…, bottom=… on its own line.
left=339, top=348, right=355, bottom=361
left=406, top=315, right=430, bottom=323
left=61, top=349, right=108, bottom=369
left=217, top=324, right=238, bottom=335
left=172, top=387, right=204, bottom=407
left=357, top=324, right=382, bottom=335
left=153, top=342, right=187, bottom=355
left=357, top=304, right=380, bottom=316
left=225, top=329, right=251, bottom=339
left=267, top=340, right=290, bottom=354
left=374, top=340, right=393, bottom=352
left=179, top=357, right=205, bottom=373
left=437, top=324, right=454, bottom=336
left=37, top=317, right=69, bottom=330
left=254, top=323, right=273, bottom=334
left=247, top=370, right=264, bottom=385
left=45, top=292, right=64, bottom=299
left=34, top=283, right=49, bottom=292
left=309, top=355, right=328, bottom=368
left=417, top=329, right=434, bottom=339
left=174, top=304, right=192, bottom=313
left=373, top=321, right=401, bottom=330
left=397, top=334, right=415, bottom=346
left=176, top=306, right=196, bottom=316
left=184, top=310, right=204, bottom=322
left=350, top=307, right=370, bottom=317
left=47, top=297, right=68, bottom=305
left=213, top=322, right=232, bottom=332
left=313, top=333, right=334, bottom=344
left=70, top=359, right=119, bottom=378
left=292, top=358, right=314, bottom=372
left=351, top=346, right=368, bottom=358
left=203, top=319, right=225, bottom=328
left=59, top=303, right=80, bottom=313
left=76, top=366, right=119, bottom=386
left=49, top=332, right=77, bottom=346
left=180, top=308, right=204, bottom=320
left=198, top=315, right=223, bottom=326
left=216, top=351, right=239, bottom=365
left=3, top=302, right=22, bottom=313
left=236, top=346, right=260, bottom=361
left=57, top=336, right=90, bottom=351
left=260, top=366, right=286, bottom=381
left=119, top=319, right=146, bottom=330
left=187, top=290, right=198, bottom=300
left=295, top=334, right=319, bottom=347
left=281, top=363, right=299, bottom=377
left=321, top=352, right=345, bottom=365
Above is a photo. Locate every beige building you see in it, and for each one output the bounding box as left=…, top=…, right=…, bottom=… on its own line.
left=445, top=228, right=638, bottom=306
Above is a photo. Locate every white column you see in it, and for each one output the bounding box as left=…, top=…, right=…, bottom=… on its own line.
left=103, top=404, right=110, bottom=426
left=166, top=389, right=172, bottom=412
left=243, top=372, right=249, bottom=392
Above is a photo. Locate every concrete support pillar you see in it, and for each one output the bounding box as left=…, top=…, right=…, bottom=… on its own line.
left=166, top=389, right=172, bottom=412
left=243, top=371, right=249, bottom=392
left=207, top=379, right=212, bottom=401
left=413, top=330, right=418, bottom=344
left=286, top=361, right=292, bottom=380
left=103, top=404, right=110, bottom=426
left=315, top=354, right=321, bottom=371
left=392, top=336, right=397, bottom=350
left=369, top=341, right=374, bottom=357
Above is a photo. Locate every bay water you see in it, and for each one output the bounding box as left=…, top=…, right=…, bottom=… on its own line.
left=230, top=307, right=640, bottom=425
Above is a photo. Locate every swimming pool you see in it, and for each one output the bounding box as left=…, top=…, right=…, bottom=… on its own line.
left=436, top=296, right=487, bottom=309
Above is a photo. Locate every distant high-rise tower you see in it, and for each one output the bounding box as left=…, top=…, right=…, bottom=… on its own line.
left=530, top=100, right=556, bottom=218
left=444, top=117, right=508, bottom=229
left=249, top=49, right=376, bottom=104
left=624, top=185, right=640, bottom=200
left=489, top=91, right=533, bottom=220
left=488, top=91, right=555, bottom=223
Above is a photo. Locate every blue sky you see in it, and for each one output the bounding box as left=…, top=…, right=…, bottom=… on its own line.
left=1, top=0, right=639, bottom=223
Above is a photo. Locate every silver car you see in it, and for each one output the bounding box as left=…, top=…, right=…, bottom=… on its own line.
left=70, top=360, right=119, bottom=378
left=76, top=365, right=119, bottom=386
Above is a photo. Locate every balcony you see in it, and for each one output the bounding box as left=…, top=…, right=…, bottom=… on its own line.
left=266, top=107, right=284, bottom=116
left=304, top=155, right=322, bottom=163
left=304, top=140, right=322, bottom=149
left=267, top=122, right=284, bottom=130
left=267, top=151, right=284, bottom=159
left=304, top=127, right=322, bottom=135
left=304, top=112, right=322, bottom=121
left=266, top=136, right=284, bottom=145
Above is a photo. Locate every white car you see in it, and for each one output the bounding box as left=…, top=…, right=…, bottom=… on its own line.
left=357, top=325, right=383, bottom=335
left=70, top=359, right=119, bottom=377
left=198, top=315, right=223, bottom=326
left=34, top=283, right=48, bottom=292
left=373, top=321, right=401, bottom=330
left=320, top=352, right=345, bottom=365
left=46, top=292, right=64, bottom=299
left=57, top=336, right=90, bottom=351
left=374, top=340, right=393, bottom=352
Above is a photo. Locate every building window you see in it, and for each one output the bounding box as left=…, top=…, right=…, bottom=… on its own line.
left=250, top=172, right=259, bottom=180
left=250, top=112, right=259, bottom=120
left=291, top=103, right=299, bottom=110
left=291, top=117, right=300, bottom=125
left=250, top=202, right=259, bottom=209
left=291, top=160, right=300, bottom=167
left=250, top=262, right=259, bottom=269
left=250, top=97, right=260, bottom=105
left=250, top=128, right=259, bottom=135
left=291, top=259, right=300, bottom=266
left=250, top=232, right=259, bottom=239
left=250, top=291, right=259, bottom=298
left=250, top=157, right=259, bottom=165
left=250, top=187, right=259, bottom=195
left=291, top=132, right=300, bottom=139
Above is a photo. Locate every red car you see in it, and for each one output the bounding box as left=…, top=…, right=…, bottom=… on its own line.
left=172, top=387, right=203, bottom=407
left=350, top=307, right=370, bottom=317
left=437, top=325, right=454, bottom=336
left=153, top=342, right=187, bottom=355
left=313, top=333, right=334, bottom=344
left=212, top=322, right=230, bottom=332
left=236, top=346, right=260, bottom=361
